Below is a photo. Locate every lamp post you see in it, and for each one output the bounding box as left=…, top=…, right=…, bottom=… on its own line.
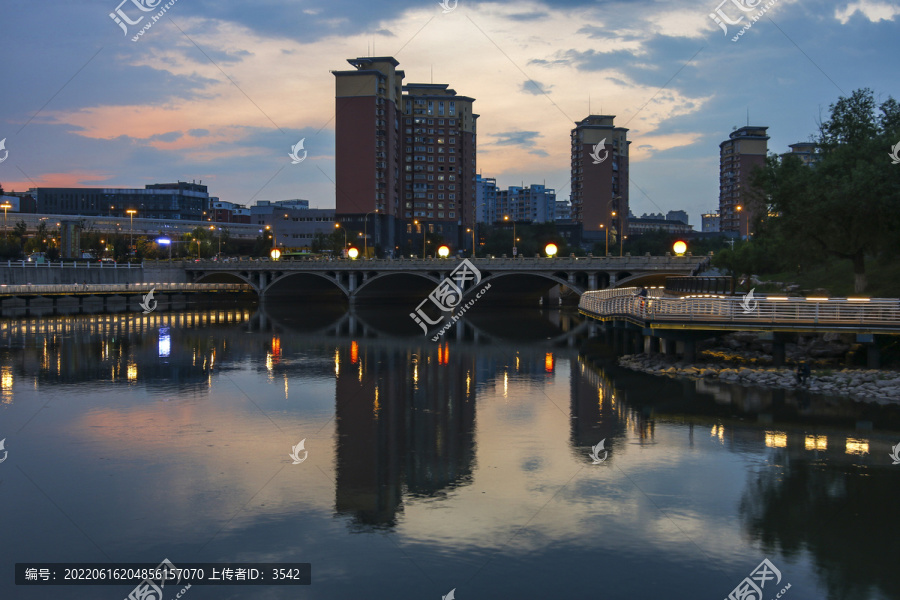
left=466, top=227, right=476, bottom=257
left=335, top=222, right=347, bottom=257
left=600, top=224, right=608, bottom=256
left=126, top=209, right=137, bottom=253
left=195, top=238, right=201, bottom=259
left=736, top=205, right=747, bottom=240
left=364, top=209, right=379, bottom=259
left=0, top=202, right=11, bottom=236
left=414, top=220, right=427, bottom=258
left=503, top=215, right=516, bottom=256
left=209, top=225, right=221, bottom=256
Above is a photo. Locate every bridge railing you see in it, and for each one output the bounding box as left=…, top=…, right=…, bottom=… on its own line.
left=3, top=260, right=141, bottom=268
left=580, top=289, right=900, bottom=327
left=0, top=283, right=252, bottom=295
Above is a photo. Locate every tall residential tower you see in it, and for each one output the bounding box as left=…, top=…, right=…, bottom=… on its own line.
left=717, top=126, right=769, bottom=237
left=570, top=115, right=630, bottom=248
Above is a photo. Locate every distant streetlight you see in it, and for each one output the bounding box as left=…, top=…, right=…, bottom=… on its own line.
left=414, top=220, right=427, bottom=258
left=157, top=237, right=172, bottom=260
left=335, top=222, right=347, bottom=256
left=0, top=202, right=11, bottom=236
left=364, top=209, right=379, bottom=259
left=126, top=209, right=137, bottom=253
left=209, top=225, right=221, bottom=256
left=503, top=215, right=516, bottom=256
left=466, top=227, right=476, bottom=257
left=545, top=243, right=558, bottom=258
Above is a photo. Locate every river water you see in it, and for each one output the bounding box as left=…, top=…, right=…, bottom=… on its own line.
left=0, top=307, right=897, bottom=600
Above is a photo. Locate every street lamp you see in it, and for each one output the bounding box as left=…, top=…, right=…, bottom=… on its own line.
left=673, top=240, right=687, bottom=256
left=347, top=247, right=359, bottom=259
left=364, top=209, right=379, bottom=259
left=414, top=220, right=427, bottom=258
left=503, top=215, right=516, bottom=257
left=0, top=202, right=11, bottom=236
left=209, top=225, right=221, bottom=256
left=735, top=205, right=747, bottom=239
left=545, top=243, right=558, bottom=258
left=437, top=245, right=450, bottom=258
left=335, top=222, right=347, bottom=257
left=126, top=209, right=137, bottom=253
left=195, top=238, right=201, bottom=259
left=466, top=227, right=476, bottom=257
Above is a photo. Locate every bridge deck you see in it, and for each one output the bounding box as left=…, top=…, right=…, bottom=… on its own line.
left=579, top=288, right=900, bottom=334
left=0, top=283, right=252, bottom=297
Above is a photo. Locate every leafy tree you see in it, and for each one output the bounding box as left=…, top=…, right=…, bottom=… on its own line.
left=753, top=88, right=900, bottom=292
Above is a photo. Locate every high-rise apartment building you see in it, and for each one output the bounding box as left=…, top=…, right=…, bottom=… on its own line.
left=718, top=126, right=768, bottom=236
left=570, top=115, right=630, bottom=241
left=475, top=175, right=498, bottom=224
left=781, top=142, right=819, bottom=167
left=333, top=57, right=477, bottom=255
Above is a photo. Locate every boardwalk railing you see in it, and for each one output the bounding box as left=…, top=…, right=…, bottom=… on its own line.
left=580, top=288, right=900, bottom=329
left=0, top=283, right=252, bottom=296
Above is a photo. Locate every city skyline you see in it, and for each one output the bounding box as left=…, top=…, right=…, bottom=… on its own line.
left=0, top=0, right=897, bottom=227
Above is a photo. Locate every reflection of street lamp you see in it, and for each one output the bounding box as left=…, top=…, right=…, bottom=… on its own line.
left=503, top=215, right=516, bottom=256
left=126, top=209, right=137, bottom=252
left=0, top=202, right=11, bottom=236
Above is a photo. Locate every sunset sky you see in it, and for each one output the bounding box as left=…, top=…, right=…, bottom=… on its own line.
left=1, top=0, right=898, bottom=223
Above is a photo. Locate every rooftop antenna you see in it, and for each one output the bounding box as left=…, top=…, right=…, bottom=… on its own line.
left=746, top=107, right=749, bottom=126
left=431, top=65, right=433, bottom=84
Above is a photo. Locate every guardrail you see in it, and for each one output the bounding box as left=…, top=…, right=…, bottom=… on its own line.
left=0, top=283, right=252, bottom=295
left=580, top=288, right=900, bottom=328
left=3, top=260, right=140, bottom=268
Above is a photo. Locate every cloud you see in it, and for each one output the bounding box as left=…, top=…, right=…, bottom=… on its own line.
left=835, top=1, right=900, bottom=23
left=490, top=130, right=542, bottom=147
left=521, top=79, right=553, bottom=95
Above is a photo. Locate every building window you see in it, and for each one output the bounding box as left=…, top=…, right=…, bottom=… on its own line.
left=449, top=212, right=455, bottom=218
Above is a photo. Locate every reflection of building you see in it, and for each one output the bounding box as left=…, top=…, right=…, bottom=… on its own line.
left=570, top=358, right=627, bottom=451
left=334, top=341, right=476, bottom=528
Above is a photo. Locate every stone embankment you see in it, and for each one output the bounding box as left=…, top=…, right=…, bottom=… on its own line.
left=618, top=354, right=900, bottom=404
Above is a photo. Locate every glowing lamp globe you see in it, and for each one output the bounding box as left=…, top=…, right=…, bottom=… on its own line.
left=673, top=240, right=687, bottom=256
left=545, top=243, right=558, bottom=257
left=437, top=245, right=450, bottom=258
left=347, top=247, right=359, bottom=259
left=270, top=248, right=282, bottom=260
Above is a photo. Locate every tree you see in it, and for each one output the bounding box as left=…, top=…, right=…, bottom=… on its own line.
left=753, top=88, right=900, bottom=292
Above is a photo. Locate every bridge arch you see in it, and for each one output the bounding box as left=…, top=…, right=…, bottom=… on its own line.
left=353, top=271, right=444, bottom=303
left=262, top=271, right=350, bottom=302
left=615, top=271, right=685, bottom=288
left=193, top=271, right=260, bottom=298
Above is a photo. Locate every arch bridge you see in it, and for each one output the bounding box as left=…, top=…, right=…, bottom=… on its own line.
left=174, top=255, right=709, bottom=305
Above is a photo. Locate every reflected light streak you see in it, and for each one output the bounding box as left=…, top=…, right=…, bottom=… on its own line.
left=845, top=438, right=869, bottom=455
left=804, top=435, right=827, bottom=451
left=350, top=340, right=358, bottom=364
left=545, top=352, right=554, bottom=373
left=765, top=431, right=787, bottom=448
left=334, top=348, right=340, bottom=377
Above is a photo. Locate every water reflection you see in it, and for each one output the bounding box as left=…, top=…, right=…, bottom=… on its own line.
left=1, top=307, right=898, bottom=599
